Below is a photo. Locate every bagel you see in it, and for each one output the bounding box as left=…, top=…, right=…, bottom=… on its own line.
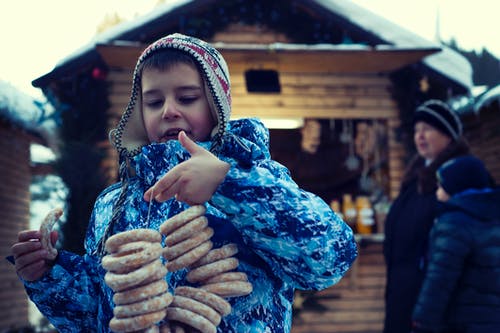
left=165, top=307, right=216, bottom=333
left=174, top=286, right=231, bottom=316
left=186, top=257, right=239, bottom=283
left=190, top=243, right=238, bottom=268
left=166, top=241, right=212, bottom=272
left=201, top=281, right=253, bottom=298
left=113, top=279, right=168, bottom=305
left=105, top=229, right=161, bottom=254
left=108, top=309, right=166, bottom=332
left=102, top=242, right=162, bottom=274
left=202, top=272, right=248, bottom=285
left=162, top=228, right=214, bottom=261
left=113, top=292, right=173, bottom=318
left=39, top=207, right=63, bottom=260
left=165, top=216, right=208, bottom=246
left=105, top=260, right=166, bottom=292
left=170, top=295, right=221, bottom=326
left=141, top=326, right=160, bottom=333
left=159, top=205, right=206, bottom=235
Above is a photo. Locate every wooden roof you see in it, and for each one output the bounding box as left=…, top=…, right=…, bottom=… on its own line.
left=97, top=42, right=439, bottom=74
left=32, top=0, right=471, bottom=94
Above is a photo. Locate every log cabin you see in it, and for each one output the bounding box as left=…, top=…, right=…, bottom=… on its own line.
left=29, top=1, right=475, bottom=332
left=0, top=81, right=48, bottom=331
left=461, top=85, right=500, bottom=182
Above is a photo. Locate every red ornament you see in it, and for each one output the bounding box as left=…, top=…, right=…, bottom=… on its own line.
left=92, top=67, right=107, bottom=80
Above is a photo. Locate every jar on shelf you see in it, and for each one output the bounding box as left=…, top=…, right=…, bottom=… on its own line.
left=355, top=196, right=374, bottom=235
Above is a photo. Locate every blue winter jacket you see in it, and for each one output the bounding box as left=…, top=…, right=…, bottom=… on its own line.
left=22, top=118, right=357, bottom=333
left=413, top=187, right=500, bottom=333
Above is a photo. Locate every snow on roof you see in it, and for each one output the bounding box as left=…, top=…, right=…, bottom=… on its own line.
left=0, top=79, right=44, bottom=131
left=422, top=48, right=473, bottom=92
left=314, top=0, right=473, bottom=90
left=34, top=0, right=472, bottom=92
left=474, top=84, right=500, bottom=112
left=0, top=80, right=58, bottom=149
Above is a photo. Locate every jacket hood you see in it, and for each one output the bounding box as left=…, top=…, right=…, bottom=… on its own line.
left=110, top=33, right=232, bottom=158
left=443, top=187, right=500, bottom=221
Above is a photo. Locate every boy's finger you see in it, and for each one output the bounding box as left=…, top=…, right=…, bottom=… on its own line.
left=144, top=170, right=177, bottom=201
left=143, top=187, right=154, bottom=201
left=155, top=179, right=181, bottom=203
left=14, top=248, right=47, bottom=270
left=17, top=230, right=41, bottom=242
left=178, top=131, right=203, bottom=155
left=11, top=240, right=42, bottom=257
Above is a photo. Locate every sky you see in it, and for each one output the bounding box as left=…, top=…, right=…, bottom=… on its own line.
left=1, top=0, right=499, bottom=100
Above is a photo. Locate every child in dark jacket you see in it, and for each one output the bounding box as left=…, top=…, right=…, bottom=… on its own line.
left=412, top=155, right=500, bottom=333
left=10, top=33, right=357, bottom=333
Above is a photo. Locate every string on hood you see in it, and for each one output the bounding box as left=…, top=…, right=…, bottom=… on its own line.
left=95, top=150, right=130, bottom=256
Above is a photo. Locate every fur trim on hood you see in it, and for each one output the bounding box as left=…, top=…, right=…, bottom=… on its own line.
left=109, top=33, right=231, bottom=158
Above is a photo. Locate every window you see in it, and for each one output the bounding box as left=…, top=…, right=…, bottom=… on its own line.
left=244, top=69, right=281, bottom=93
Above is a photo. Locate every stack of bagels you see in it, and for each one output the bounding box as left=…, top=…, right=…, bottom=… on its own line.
left=102, top=229, right=171, bottom=332
left=102, top=205, right=253, bottom=333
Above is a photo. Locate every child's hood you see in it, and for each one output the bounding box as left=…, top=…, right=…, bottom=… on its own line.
left=110, top=33, right=232, bottom=158
left=442, top=187, right=500, bottom=222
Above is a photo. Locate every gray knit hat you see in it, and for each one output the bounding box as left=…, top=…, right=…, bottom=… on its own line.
left=413, top=99, right=463, bottom=140
left=110, top=33, right=232, bottom=157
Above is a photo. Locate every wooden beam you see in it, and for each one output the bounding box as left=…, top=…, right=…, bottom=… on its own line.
left=230, top=106, right=398, bottom=119
left=97, top=42, right=439, bottom=74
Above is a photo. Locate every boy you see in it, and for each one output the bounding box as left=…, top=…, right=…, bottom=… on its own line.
left=412, top=155, right=500, bottom=333
left=11, top=33, right=357, bottom=332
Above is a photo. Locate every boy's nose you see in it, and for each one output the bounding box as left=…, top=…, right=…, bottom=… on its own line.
left=162, top=103, right=181, bottom=119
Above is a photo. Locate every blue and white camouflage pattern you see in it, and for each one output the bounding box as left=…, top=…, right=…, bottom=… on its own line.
left=23, top=118, right=357, bottom=333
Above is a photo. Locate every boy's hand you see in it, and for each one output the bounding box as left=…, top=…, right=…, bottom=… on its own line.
left=11, top=229, right=58, bottom=281
left=144, top=131, right=230, bottom=205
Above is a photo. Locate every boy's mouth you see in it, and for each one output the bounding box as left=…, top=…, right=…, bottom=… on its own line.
left=160, top=128, right=186, bottom=141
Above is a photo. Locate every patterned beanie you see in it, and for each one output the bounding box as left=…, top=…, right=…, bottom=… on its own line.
left=437, top=155, right=491, bottom=196
left=110, top=33, right=231, bottom=157
left=413, top=99, right=462, bottom=140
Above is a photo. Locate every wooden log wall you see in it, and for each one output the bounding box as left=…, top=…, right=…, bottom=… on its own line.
left=104, top=69, right=405, bottom=199
left=0, top=120, right=31, bottom=330
left=462, top=107, right=500, bottom=183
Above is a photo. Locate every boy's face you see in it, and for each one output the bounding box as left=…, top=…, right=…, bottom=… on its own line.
left=141, top=63, right=215, bottom=143
left=436, top=184, right=450, bottom=202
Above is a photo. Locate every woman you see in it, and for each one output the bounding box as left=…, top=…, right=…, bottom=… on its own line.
left=383, top=99, right=469, bottom=333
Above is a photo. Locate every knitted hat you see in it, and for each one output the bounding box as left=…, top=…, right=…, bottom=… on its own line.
left=110, top=33, right=231, bottom=157
left=437, top=155, right=491, bottom=196
left=413, top=99, right=462, bottom=140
